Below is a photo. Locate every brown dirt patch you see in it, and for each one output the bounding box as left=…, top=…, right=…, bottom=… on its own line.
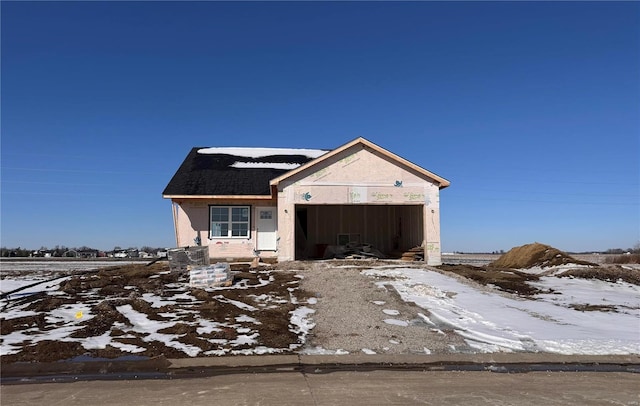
left=70, top=300, right=130, bottom=338
left=1, top=262, right=311, bottom=363
left=569, top=304, right=618, bottom=312
left=557, top=265, right=640, bottom=285
left=1, top=313, right=48, bottom=335
left=490, top=242, right=596, bottom=269
left=438, top=264, right=542, bottom=295
left=438, top=248, right=640, bottom=297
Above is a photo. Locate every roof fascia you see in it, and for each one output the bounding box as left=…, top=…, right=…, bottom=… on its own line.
left=162, top=195, right=275, bottom=200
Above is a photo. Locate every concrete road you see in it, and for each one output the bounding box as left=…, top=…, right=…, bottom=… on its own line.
left=2, top=370, right=639, bottom=406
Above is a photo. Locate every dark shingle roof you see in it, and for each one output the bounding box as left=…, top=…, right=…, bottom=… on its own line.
left=163, top=147, right=320, bottom=196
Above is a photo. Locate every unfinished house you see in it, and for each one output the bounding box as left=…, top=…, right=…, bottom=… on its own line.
left=162, top=137, right=450, bottom=265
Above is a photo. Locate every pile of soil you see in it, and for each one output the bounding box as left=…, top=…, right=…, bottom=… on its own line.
left=557, top=265, right=640, bottom=286
left=437, top=264, right=542, bottom=296
left=490, top=243, right=596, bottom=269
left=439, top=244, right=639, bottom=297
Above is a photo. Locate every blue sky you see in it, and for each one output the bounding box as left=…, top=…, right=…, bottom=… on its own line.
left=2, top=1, right=638, bottom=253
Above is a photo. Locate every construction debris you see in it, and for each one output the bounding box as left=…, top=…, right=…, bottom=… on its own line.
left=324, top=243, right=386, bottom=260
left=168, top=246, right=209, bottom=272
left=400, top=246, right=424, bottom=261
left=189, top=263, right=232, bottom=288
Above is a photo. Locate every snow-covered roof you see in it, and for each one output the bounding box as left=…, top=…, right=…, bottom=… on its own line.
left=197, top=147, right=327, bottom=159
left=163, top=146, right=328, bottom=197
left=230, top=162, right=302, bottom=170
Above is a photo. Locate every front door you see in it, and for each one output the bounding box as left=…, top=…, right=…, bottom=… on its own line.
left=256, top=207, right=277, bottom=251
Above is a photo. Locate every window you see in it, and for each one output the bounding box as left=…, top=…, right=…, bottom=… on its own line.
left=210, top=206, right=250, bottom=238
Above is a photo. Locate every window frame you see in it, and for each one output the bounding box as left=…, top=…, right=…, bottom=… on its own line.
left=209, top=205, right=251, bottom=239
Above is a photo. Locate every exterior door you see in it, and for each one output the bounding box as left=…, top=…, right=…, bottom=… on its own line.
left=256, top=207, right=277, bottom=251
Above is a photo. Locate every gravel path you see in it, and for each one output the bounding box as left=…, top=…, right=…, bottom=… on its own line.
left=287, top=261, right=470, bottom=355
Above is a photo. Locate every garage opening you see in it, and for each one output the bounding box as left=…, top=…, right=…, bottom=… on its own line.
left=294, top=204, right=424, bottom=260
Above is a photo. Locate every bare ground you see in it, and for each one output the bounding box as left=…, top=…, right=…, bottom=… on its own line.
left=294, top=261, right=470, bottom=354
left=1, top=262, right=310, bottom=363
left=2, top=257, right=638, bottom=364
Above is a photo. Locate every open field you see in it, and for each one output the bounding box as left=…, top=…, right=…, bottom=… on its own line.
left=441, top=253, right=622, bottom=266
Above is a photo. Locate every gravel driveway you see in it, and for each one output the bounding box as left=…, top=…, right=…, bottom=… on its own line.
left=288, top=261, right=470, bottom=355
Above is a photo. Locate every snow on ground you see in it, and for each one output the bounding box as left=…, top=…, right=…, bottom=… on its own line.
left=1, top=278, right=67, bottom=295
left=0, top=260, right=139, bottom=273
left=363, top=267, right=640, bottom=355
left=2, top=261, right=639, bottom=359
left=1, top=265, right=317, bottom=359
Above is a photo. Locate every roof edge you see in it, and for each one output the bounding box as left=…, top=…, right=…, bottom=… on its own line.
left=163, top=195, right=275, bottom=200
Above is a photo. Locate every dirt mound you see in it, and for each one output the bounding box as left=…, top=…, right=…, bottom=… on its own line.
left=490, top=243, right=596, bottom=269
left=558, top=265, right=640, bottom=285
left=438, top=264, right=541, bottom=296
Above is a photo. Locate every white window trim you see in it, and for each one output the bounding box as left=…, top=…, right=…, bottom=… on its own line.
left=209, top=205, right=251, bottom=239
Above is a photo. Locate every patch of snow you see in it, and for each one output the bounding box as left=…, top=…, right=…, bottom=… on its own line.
left=372, top=300, right=386, bottom=305
left=236, top=314, right=261, bottom=324
left=361, top=348, right=376, bottom=355
left=204, top=349, right=227, bottom=356
left=197, top=147, right=327, bottom=159
left=165, top=292, right=198, bottom=301
left=307, top=297, right=318, bottom=305
left=48, top=304, right=94, bottom=324
left=81, top=331, right=113, bottom=350
left=1, top=309, right=39, bottom=321
left=382, top=309, right=400, bottom=316
left=417, top=313, right=437, bottom=327
left=196, top=320, right=224, bottom=335
left=363, top=268, right=640, bottom=355
left=290, top=306, right=316, bottom=342
left=117, top=304, right=202, bottom=357
left=231, top=162, right=301, bottom=170
left=253, top=346, right=281, bottom=355
left=519, top=264, right=595, bottom=276
left=1, top=277, right=71, bottom=296
left=231, top=333, right=259, bottom=347
left=300, top=346, right=350, bottom=356
left=299, top=346, right=331, bottom=355
left=214, top=295, right=258, bottom=311
left=110, top=341, right=146, bottom=353
left=383, top=319, right=409, bottom=327
left=530, top=277, right=639, bottom=314
left=141, top=293, right=177, bottom=308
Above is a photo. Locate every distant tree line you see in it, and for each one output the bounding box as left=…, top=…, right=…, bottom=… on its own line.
left=445, top=243, right=640, bottom=256
left=0, top=245, right=169, bottom=258
left=604, top=244, right=640, bottom=255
